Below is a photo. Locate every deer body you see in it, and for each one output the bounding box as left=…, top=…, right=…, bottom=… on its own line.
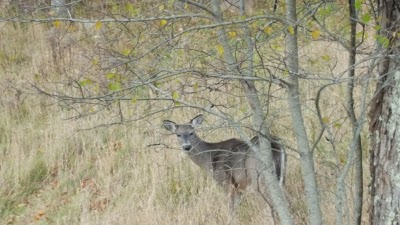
left=163, top=115, right=286, bottom=210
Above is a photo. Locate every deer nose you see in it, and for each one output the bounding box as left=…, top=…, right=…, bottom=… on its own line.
left=182, top=143, right=191, bottom=151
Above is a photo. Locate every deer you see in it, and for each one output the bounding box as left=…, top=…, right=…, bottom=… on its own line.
left=163, top=114, right=286, bottom=212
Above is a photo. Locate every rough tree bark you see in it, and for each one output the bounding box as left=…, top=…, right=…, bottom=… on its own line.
left=369, top=0, right=400, bottom=224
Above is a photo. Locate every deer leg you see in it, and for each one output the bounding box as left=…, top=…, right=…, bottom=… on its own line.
left=227, top=184, right=242, bottom=216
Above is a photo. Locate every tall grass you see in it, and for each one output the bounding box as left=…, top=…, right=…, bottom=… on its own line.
left=0, top=12, right=372, bottom=224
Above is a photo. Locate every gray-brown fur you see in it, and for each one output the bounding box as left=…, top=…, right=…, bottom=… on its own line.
left=163, top=115, right=286, bottom=210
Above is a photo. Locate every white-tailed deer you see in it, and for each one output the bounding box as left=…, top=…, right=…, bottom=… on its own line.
left=163, top=114, right=286, bottom=211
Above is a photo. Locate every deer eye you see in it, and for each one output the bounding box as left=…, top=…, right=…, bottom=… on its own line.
left=189, top=132, right=193, bottom=136
left=177, top=134, right=181, bottom=137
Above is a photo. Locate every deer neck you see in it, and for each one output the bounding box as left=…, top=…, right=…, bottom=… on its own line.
left=185, top=134, right=215, bottom=171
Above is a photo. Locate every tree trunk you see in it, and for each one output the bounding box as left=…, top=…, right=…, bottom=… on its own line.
left=369, top=0, right=400, bottom=224
left=285, top=0, right=323, bottom=224
left=209, top=0, right=295, bottom=224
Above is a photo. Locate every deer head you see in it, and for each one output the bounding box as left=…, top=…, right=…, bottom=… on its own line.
left=163, top=115, right=203, bottom=151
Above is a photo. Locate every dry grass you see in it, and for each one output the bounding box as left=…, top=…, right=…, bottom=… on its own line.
left=0, top=12, right=372, bottom=224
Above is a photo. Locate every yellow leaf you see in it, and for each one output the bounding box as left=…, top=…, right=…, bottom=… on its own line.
left=131, top=96, right=137, bottom=104
left=287, top=26, right=295, bottom=35
left=283, top=70, right=289, bottom=76
left=311, top=30, right=320, bottom=39
left=92, top=57, right=99, bottom=65
left=322, top=117, right=329, bottom=124
left=159, top=4, right=165, bottom=11
left=172, top=91, right=179, bottom=100
left=334, top=122, right=342, bottom=128
left=263, top=26, right=273, bottom=35
left=54, top=20, right=61, bottom=28
left=184, top=3, right=188, bottom=9
left=95, top=21, right=102, bottom=30
left=193, top=83, right=198, bottom=92
left=34, top=73, right=41, bottom=81
left=321, top=55, right=330, bottom=61
left=121, top=49, right=130, bottom=56
left=106, top=73, right=116, bottom=79
left=228, top=31, right=237, bottom=37
left=216, top=45, right=224, bottom=56
left=172, top=91, right=181, bottom=106
left=159, top=19, right=168, bottom=27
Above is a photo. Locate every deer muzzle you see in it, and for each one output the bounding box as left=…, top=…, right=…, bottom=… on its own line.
left=182, top=143, right=191, bottom=151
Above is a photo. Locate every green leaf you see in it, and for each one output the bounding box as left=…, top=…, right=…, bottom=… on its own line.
left=321, top=55, right=331, bottom=61
left=355, top=0, right=363, bottom=10
left=79, top=78, right=93, bottom=86
left=263, top=26, right=273, bottom=35
left=334, top=122, right=342, bottom=128
left=319, top=7, right=332, bottom=17
left=125, top=3, right=138, bottom=16
left=361, top=13, right=371, bottom=23
left=193, top=83, right=198, bottom=92
left=356, top=31, right=364, bottom=39
left=376, top=35, right=390, bottom=48
left=322, top=117, right=330, bottom=124
left=172, top=91, right=179, bottom=100
left=131, top=96, right=137, bottom=104
left=108, top=82, right=121, bottom=91
left=106, top=73, right=116, bottom=79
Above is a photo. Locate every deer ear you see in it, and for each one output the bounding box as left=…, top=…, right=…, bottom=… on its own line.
left=190, top=114, right=203, bottom=128
left=163, top=120, right=177, bottom=132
